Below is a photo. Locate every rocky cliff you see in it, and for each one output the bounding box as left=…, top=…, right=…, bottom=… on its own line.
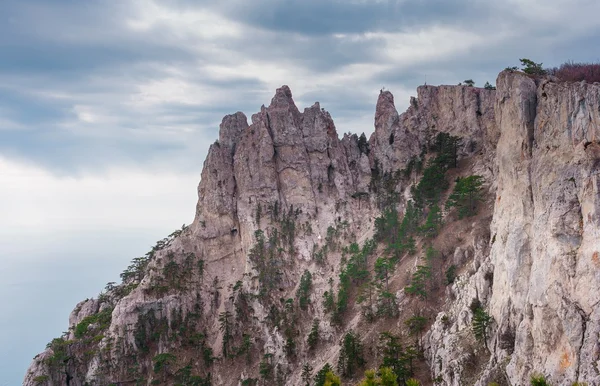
left=23, top=71, right=600, bottom=386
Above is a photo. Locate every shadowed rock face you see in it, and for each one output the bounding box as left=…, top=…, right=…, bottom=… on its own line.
left=23, top=73, right=600, bottom=386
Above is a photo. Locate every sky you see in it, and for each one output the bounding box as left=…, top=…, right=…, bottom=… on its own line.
left=1, top=0, right=599, bottom=384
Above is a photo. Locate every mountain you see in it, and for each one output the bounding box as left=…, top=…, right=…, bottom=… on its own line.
left=24, top=70, right=600, bottom=385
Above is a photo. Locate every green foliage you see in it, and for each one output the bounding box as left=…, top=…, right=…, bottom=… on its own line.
left=324, top=371, right=342, bottom=386
left=255, top=202, right=262, bottom=225
left=484, top=81, right=496, bottom=90
left=375, top=201, right=419, bottom=259
left=378, top=332, right=415, bottom=383
left=323, top=290, right=335, bottom=314
left=520, top=58, right=546, bottom=75
left=33, top=375, right=50, bottom=384
left=301, top=362, right=313, bottom=386
left=357, top=280, right=377, bottom=322
left=218, top=311, right=233, bottom=357
left=337, top=331, right=365, bottom=377
left=307, top=319, right=320, bottom=350
left=445, top=265, right=457, bottom=285
left=405, top=315, right=427, bottom=338
left=446, top=175, right=484, bottom=218
left=314, top=363, right=334, bottom=386
left=248, top=229, right=280, bottom=297
left=358, top=133, right=370, bottom=155
left=463, top=79, right=475, bottom=87
left=472, top=307, right=493, bottom=348
left=74, top=307, right=113, bottom=339
left=360, top=369, right=378, bottom=386
left=419, top=204, right=442, bottom=238
left=259, top=353, right=274, bottom=381
left=411, top=160, right=449, bottom=209
left=405, top=264, right=431, bottom=300
left=406, top=379, right=422, bottom=386
left=174, top=365, right=211, bottom=386
left=530, top=374, right=550, bottom=386
left=358, top=367, right=399, bottom=386
left=45, top=337, right=73, bottom=368
left=296, top=270, right=313, bottom=310
left=152, top=353, right=176, bottom=373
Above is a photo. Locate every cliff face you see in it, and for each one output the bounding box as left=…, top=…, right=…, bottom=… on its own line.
left=23, top=72, right=600, bottom=386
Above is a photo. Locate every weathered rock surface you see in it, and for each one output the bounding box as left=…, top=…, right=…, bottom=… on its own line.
left=24, top=72, right=600, bottom=386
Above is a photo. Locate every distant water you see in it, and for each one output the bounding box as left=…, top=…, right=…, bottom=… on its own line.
left=0, top=229, right=173, bottom=386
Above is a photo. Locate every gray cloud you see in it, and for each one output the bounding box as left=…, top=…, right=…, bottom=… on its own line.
left=1, top=0, right=599, bottom=175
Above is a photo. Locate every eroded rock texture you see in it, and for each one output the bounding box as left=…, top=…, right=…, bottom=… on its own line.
left=24, top=72, right=600, bottom=386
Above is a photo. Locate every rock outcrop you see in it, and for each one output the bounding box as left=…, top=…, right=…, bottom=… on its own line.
left=24, top=72, right=600, bottom=386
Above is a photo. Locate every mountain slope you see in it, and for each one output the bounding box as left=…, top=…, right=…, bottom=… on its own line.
left=24, top=71, right=600, bottom=386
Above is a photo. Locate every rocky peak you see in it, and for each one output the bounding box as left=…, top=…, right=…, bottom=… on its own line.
left=218, top=111, right=248, bottom=150
left=23, top=74, right=600, bottom=386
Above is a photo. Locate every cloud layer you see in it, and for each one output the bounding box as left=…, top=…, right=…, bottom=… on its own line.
left=2, top=0, right=599, bottom=176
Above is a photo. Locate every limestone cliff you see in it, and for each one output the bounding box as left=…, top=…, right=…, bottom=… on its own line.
left=23, top=72, right=600, bottom=386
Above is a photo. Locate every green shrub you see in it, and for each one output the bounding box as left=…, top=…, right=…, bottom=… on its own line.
left=445, top=265, right=457, bottom=285
left=152, top=353, right=176, bottom=373
left=74, top=307, right=113, bottom=339
left=530, top=374, right=550, bottom=386
left=33, top=375, right=49, bottom=384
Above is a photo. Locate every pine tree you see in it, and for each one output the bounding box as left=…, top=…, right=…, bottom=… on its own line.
left=301, top=362, right=313, bottom=386
left=307, top=319, right=320, bottom=350
left=420, top=204, right=442, bottom=237
left=446, top=175, right=484, bottom=218
left=472, top=307, right=492, bottom=349
left=218, top=311, right=233, bottom=357
left=296, top=270, right=312, bottom=310
left=314, top=363, right=333, bottom=386
left=405, top=264, right=431, bottom=299
left=337, top=331, right=365, bottom=377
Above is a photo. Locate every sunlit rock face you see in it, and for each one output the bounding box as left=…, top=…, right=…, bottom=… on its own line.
left=24, top=72, right=600, bottom=386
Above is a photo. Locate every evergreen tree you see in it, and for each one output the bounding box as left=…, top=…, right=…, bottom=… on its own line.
left=357, top=280, right=377, bottom=322
left=446, top=175, right=484, bottom=218
left=405, top=264, right=431, bottom=300
left=473, top=307, right=492, bottom=349
left=378, top=332, right=411, bottom=383
left=296, top=270, right=313, bottom=310
left=405, top=315, right=427, bottom=348
left=218, top=311, right=233, bottom=357
left=314, top=363, right=333, bottom=386
left=484, top=81, right=496, bottom=90
left=301, top=362, right=313, bottom=386
left=419, top=204, right=442, bottom=237
left=307, top=319, right=320, bottom=350
left=337, top=331, right=365, bottom=377
left=520, top=58, right=546, bottom=75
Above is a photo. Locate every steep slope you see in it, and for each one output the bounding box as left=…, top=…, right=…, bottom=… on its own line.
left=23, top=72, right=600, bottom=386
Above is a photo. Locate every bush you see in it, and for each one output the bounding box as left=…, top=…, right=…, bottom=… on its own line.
left=547, top=61, right=600, bottom=83
left=445, top=265, right=457, bottom=285
left=74, top=307, right=113, bottom=339
left=530, top=374, right=550, bottom=386
left=152, top=353, right=176, bottom=373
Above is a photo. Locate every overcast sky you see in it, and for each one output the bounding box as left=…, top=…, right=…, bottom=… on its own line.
left=1, top=0, right=600, bottom=383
